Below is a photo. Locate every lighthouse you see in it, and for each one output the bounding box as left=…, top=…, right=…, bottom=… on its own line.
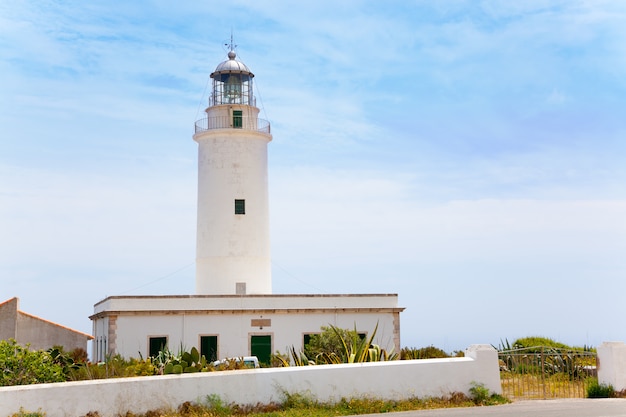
left=193, top=47, right=272, bottom=295
left=91, top=43, right=403, bottom=364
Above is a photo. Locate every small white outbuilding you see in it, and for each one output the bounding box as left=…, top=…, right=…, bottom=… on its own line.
left=1, top=297, right=92, bottom=352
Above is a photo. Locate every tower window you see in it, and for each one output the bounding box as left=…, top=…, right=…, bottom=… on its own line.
left=233, top=110, right=243, bottom=128
left=235, top=199, right=245, bottom=215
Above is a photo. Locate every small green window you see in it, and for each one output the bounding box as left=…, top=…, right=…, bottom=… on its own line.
left=200, top=335, right=218, bottom=362
left=235, top=199, right=245, bottom=215
left=233, top=110, right=243, bottom=128
left=149, top=336, right=167, bottom=358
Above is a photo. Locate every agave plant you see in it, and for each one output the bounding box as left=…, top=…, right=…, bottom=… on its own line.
left=279, top=323, right=397, bottom=366
left=275, top=346, right=316, bottom=367
left=327, top=322, right=397, bottom=363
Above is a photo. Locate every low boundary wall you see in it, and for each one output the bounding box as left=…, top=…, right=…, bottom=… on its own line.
left=0, top=345, right=500, bottom=417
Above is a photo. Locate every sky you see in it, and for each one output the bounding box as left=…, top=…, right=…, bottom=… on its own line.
left=1, top=0, right=626, bottom=354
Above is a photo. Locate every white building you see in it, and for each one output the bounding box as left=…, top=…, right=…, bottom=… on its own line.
left=91, top=45, right=404, bottom=364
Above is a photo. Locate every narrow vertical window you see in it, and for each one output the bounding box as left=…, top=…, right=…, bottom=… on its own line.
left=233, top=110, right=243, bottom=128
left=235, top=199, right=245, bottom=215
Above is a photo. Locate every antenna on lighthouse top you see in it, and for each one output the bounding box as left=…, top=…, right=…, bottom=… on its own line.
left=225, top=30, right=237, bottom=53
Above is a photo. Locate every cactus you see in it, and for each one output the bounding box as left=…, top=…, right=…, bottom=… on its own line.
left=160, top=346, right=209, bottom=374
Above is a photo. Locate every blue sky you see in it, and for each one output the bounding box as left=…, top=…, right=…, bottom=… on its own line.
left=1, top=1, right=625, bottom=353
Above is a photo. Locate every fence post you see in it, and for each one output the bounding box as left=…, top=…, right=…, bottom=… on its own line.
left=597, top=341, right=626, bottom=392
left=541, top=347, right=546, bottom=399
left=465, top=344, right=502, bottom=395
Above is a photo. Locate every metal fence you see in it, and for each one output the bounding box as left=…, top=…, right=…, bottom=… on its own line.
left=194, top=116, right=271, bottom=134
left=498, top=347, right=597, bottom=399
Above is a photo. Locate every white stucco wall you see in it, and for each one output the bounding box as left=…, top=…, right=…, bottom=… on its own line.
left=194, top=104, right=272, bottom=295
left=111, top=310, right=397, bottom=360
left=598, top=341, right=626, bottom=391
left=0, top=345, right=500, bottom=417
left=91, top=294, right=402, bottom=362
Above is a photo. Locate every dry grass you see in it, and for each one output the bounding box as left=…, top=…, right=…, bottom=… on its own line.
left=66, top=391, right=508, bottom=417
left=500, top=372, right=592, bottom=399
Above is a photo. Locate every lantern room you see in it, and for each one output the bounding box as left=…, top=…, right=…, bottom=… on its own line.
left=210, top=50, right=255, bottom=106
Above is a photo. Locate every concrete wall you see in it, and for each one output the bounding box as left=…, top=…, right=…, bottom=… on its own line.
left=0, top=297, right=91, bottom=352
left=15, top=313, right=90, bottom=352
left=0, top=345, right=500, bottom=417
left=598, top=341, right=626, bottom=391
left=0, top=298, right=18, bottom=340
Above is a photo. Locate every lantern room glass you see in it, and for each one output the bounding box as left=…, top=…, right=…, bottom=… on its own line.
left=212, top=72, right=253, bottom=105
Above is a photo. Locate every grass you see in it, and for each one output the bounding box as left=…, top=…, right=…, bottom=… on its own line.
left=586, top=381, right=620, bottom=398
left=500, top=372, right=591, bottom=399
left=60, top=388, right=509, bottom=417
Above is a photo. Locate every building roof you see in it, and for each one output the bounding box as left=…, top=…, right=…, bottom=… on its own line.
left=91, top=293, right=405, bottom=319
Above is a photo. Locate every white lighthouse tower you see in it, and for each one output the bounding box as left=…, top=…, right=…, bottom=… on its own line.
left=193, top=46, right=272, bottom=295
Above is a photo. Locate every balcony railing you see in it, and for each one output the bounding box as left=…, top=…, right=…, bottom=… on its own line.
left=194, top=116, right=271, bottom=134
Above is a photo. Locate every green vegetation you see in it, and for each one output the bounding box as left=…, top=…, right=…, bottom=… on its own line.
left=67, top=355, right=159, bottom=380
left=469, top=382, right=508, bottom=405
left=400, top=345, right=463, bottom=359
left=276, top=323, right=397, bottom=366
left=586, top=381, right=615, bottom=398
left=496, top=336, right=600, bottom=399
left=87, top=388, right=507, bottom=417
left=498, top=336, right=595, bottom=353
left=9, top=408, right=45, bottom=417
left=0, top=339, right=65, bottom=386
left=302, top=325, right=361, bottom=362
left=154, top=346, right=210, bottom=374
left=2, top=341, right=255, bottom=384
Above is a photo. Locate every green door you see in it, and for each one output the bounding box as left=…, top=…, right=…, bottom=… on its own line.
left=200, top=336, right=218, bottom=362
left=250, top=335, right=271, bottom=365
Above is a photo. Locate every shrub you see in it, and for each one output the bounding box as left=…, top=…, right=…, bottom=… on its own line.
left=9, top=408, right=45, bottom=417
left=401, top=346, right=450, bottom=359
left=124, top=358, right=158, bottom=376
left=512, top=336, right=571, bottom=351
left=302, top=324, right=396, bottom=364
left=469, top=383, right=509, bottom=406
left=587, top=381, right=615, bottom=398
left=0, top=339, right=65, bottom=386
left=204, top=394, right=236, bottom=417
left=304, top=326, right=361, bottom=362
